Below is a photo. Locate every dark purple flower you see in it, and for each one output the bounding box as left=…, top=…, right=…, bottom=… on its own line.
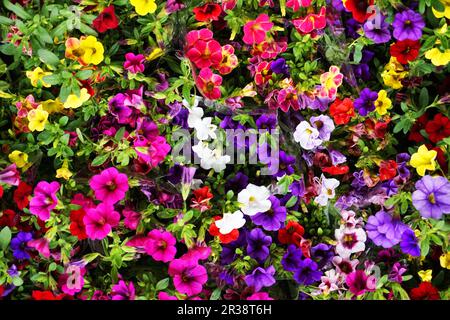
left=400, top=228, right=421, bottom=257
left=221, top=230, right=247, bottom=265
left=381, top=180, right=398, bottom=196
left=412, top=175, right=450, bottom=219
left=392, top=9, right=425, bottom=41
left=267, top=150, right=295, bottom=178
left=108, top=93, right=132, bottom=124
left=354, top=88, right=378, bottom=116
left=225, top=172, right=249, bottom=193
left=281, top=245, right=303, bottom=272
left=366, top=210, right=408, bottom=248
left=389, top=262, right=407, bottom=283
left=270, top=58, right=289, bottom=77
left=289, top=179, right=306, bottom=197
left=171, top=106, right=189, bottom=129
left=10, top=232, right=32, bottom=260
left=247, top=228, right=272, bottom=262
left=245, top=266, right=276, bottom=292
left=363, top=15, right=391, bottom=44
left=256, top=113, right=277, bottom=130
left=311, top=243, right=334, bottom=269
left=345, top=18, right=362, bottom=39
left=166, top=164, right=183, bottom=184
left=251, top=196, right=287, bottom=231
left=293, top=258, right=321, bottom=285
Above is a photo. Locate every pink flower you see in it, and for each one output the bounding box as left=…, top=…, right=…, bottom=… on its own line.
left=133, top=135, right=171, bottom=167
left=247, top=292, right=274, bottom=300
left=83, top=203, right=120, bottom=240
left=111, top=279, right=135, bottom=300
left=254, top=61, right=272, bottom=86
left=216, top=44, right=238, bottom=75
left=89, top=167, right=129, bottom=205
left=145, top=229, right=177, bottom=262
left=243, top=14, right=273, bottom=45
left=185, top=29, right=222, bottom=69
left=196, top=68, right=222, bottom=100
left=0, top=164, right=20, bottom=186
left=345, top=270, right=377, bottom=296
left=286, top=0, right=312, bottom=11
left=123, top=208, right=141, bottom=230
left=28, top=238, right=50, bottom=258
left=124, top=53, right=145, bottom=74
left=29, top=181, right=60, bottom=221
left=292, top=6, right=326, bottom=34
left=158, top=292, right=178, bottom=300
left=168, top=258, right=208, bottom=296
left=277, top=84, right=300, bottom=112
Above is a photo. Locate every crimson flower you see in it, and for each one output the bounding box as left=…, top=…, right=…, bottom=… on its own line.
left=425, top=113, right=450, bottom=143
left=13, top=181, right=32, bottom=210
left=193, top=3, right=222, bottom=22
left=70, top=208, right=88, bottom=240
left=92, top=5, right=119, bottom=33
left=342, top=0, right=374, bottom=23
left=278, top=221, right=305, bottom=246
left=379, top=160, right=398, bottom=181
left=322, top=165, right=349, bottom=175
left=390, top=40, right=420, bottom=64
left=409, top=282, right=440, bottom=300
left=195, top=68, right=222, bottom=100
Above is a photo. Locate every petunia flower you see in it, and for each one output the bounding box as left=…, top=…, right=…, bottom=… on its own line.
left=83, top=202, right=120, bottom=240
left=237, top=183, right=271, bottom=216
left=29, top=181, right=60, bottom=221
left=89, top=167, right=129, bottom=205
left=195, top=68, right=222, bottom=100
left=27, top=106, right=48, bottom=132
left=243, top=14, right=273, bottom=45
left=412, top=175, right=450, bottom=219
left=293, top=121, right=322, bottom=150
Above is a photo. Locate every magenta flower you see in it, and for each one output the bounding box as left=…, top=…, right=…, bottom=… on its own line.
left=247, top=292, right=273, bottom=300
left=27, top=238, right=50, bottom=258
left=29, top=181, right=60, bottom=221
left=345, top=270, right=376, bottom=296
left=89, top=167, right=129, bottom=205
left=111, top=279, right=136, bottom=300
left=145, top=229, right=177, bottom=262
left=123, top=208, right=141, bottom=230
left=124, top=53, right=145, bottom=74
left=0, top=164, right=20, bottom=186
left=168, top=258, right=208, bottom=296
left=133, top=136, right=171, bottom=168
left=158, top=292, right=178, bottom=300
left=83, top=203, right=120, bottom=240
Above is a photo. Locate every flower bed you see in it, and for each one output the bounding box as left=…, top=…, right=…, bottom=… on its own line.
left=0, top=0, right=449, bottom=300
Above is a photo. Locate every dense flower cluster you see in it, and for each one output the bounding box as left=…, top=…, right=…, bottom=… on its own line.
left=0, top=0, right=449, bottom=300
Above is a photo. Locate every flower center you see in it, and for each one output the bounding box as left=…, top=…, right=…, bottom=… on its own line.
left=428, top=193, right=436, bottom=204
left=106, top=181, right=117, bottom=191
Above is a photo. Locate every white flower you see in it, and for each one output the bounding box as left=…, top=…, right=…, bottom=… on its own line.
left=192, top=142, right=230, bottom=172
left=293, top=121, right=322, bottom=150
left=195, top=117, right=217, bottom=141
left=237, top=183, right=271, bottom=216
left=318, top=270, right=341, bottom=295
left=335, top=226, right=366, bottom=258
left=215, top=210, right=246, bottom=234
left=314, top=174, right=340, bottom=206
left=187, top=106, right=204, bottom=128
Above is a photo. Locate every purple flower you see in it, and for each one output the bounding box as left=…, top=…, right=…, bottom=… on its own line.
left=111, top=280, right=136, bottom=300
left=0, top=164, right=20, bottom=186
left=221, top=231, right=247, bottom=265
left=247, top=228, right=272, bottom=262
left=294, top=258, right=321, bottom=285
left=245, top=266, right=276, bottom=292
left=346, top=270, right=376, bottom=296
left=354, top=88, right=378, bottom=116
left=310, top=115, right=335, bottom=141
left=311, top=243, right=334, bottom=269
left=29, top=181, right=60, bottom=221
left=392, top=9, right=425, bottom=41
left=412, top=175, right=450, bottom=219
left=168, top=258, right=207, bottom=297
left=166, top=0, right=185, bottom=13
left=345, top=18, right=362, bottom=39
left=270, top=58, right=289, bottom=77
left=366, top=210, right=408, bottom=248
left=124, top=53, right=145, bottom=74
left=363, top=15, right=391, bottom=44
left=10, top=232, right=32, bottom=260
left=251, top=196, right=287, bottom=231
left=136, top=117, right=159, bottom=140
left=289, top=179, right=306, bottom=197
left=329, top=149, right=346, bottom=165
left=109, top=93, right=133, bottom=124
left=381, top=180, right=398, bottom=197
left=281, top=245, right=303, bottom=272
left=171, top=106, right=189, bottom=129
left=389, top=262, right=407, bottom=283
left=400, top=228, right=421, bottom=257
left=256, top=113, right=277, bottom=130
left=267, top=150, right=296, bottom=178
left=225, top=172, right=249, bottom=193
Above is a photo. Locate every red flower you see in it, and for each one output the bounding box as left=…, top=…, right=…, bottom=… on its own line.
left=343, top=0, right=374, bottom=23
left=193, top=3, right=222, bottom=22
left=196, top=68, right=222, bottom=100
left=409, top=282, right=440, bottom=300
left=13, top=181, right=32, bottom=210
left=374, top=120, right=390, bottom=139
left=322, top=165, right=349, bottom=175
left=92, top=5, right=119, bottom=33
left=191, top=186, right=213, bottom=212
left=70, top=209, right=88, bottom=240
left=329, top=98, right=355, bottom=125
left=31, top=290, right=65, bottom=300
left=408, top=114, right=428, bottom=143
left=429, top=145, right=447, bottom=173
left=209, top=216, right=239, bottom=244
left=379, top=160, right=398, bottom=181
left=278, top=221, right=305, bottom=246
left=0, top=185, right=3, bottom=199
left=0, top=209, right=18, bottom=228
left=0, top=285, right=4, bottom=297
left=390, top=40, right=420, bottom=64
left=425, top=113, right=450, bottom=143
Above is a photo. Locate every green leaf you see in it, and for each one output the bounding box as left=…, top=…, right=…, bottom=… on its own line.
left=114, top=127, right=126, bottom=141
left=38, top=49, right=60, bottom=66
left=43, top=74, right=62, bottom=85
left=420, top=237, right=430, bottom=257
left=3, top=0, right=31, bottom=19
left=91, top=154, right=109, bottom=166
left=76, top=70, right=93, bottom=80
left=210, top=288, right=222, bottom=300
left=285, top=196, right=298, bottom=208
left=155, top=278, right=170, bottom=291
left=59, top=116, right=69, bottom=127
left=12, top=277, right=23, bottom=287
left=82, top=253, right=100, bottom=264
left=0, top=227, right=12, bottom=250
left=419, top=87, right=429, bottom=108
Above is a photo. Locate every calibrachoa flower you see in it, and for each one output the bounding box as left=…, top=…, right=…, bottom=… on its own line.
left=247, top=228, right=272, bottom=262
left=89, top=167, right=129, bottom=205
left=329, top=98, right=355, bottom=125
left=83, top=203, right=120, bottom=240
left=237, top=184, right=271, bottom=216
left=410, top=145, right=437, bottom=177
left=92, top=5, right=119, bottom=33
left=292, top=7, right=327, bottom=34
left=392, top=9, right=425, bottom=41
left=168, top=257, right=207, bottom=296
left=412, top=175, right=450, bottom=219
left=196, top=68, right=222, bottom=100
left=245, top=266, right=276, bottom=291
left=130, top=0, right=157, bottom=15
left=10, top=232, right=32, bottom=260
left=124, top=53, right=145, bottom=74
left=29, top=181, right=60, bottom=221
left=243, top=14, right=273, bottom=45
left=335, top=226, right=366, bottom=258
left=354, top=88, right=378, bottom=116
left=293, top=121, right=322, bottom=150
left=346, top=270, right=376, bottom=296
left=145, top=229, right=177, bottom=262
left=366, top=210, right=407, bottom=248
left=294, top=258, right=322, bottom=285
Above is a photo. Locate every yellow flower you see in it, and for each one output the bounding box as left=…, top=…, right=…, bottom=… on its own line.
left=130, top=0, right=157, bottom=16
left=26, top=67, right=52, bottom=88
left=63, top=88, right=91, bottom=109
left=418, top=269, right=433, bottom=282
left=146, top=47, right=163, bottom=61
left=79, top=36, right=104, bottom=65
left=425, top=48, right=450, bottom=67
left=41, top=99, right=64, bottom=114
left=8, top=150, right=28, bottom=168
left=27, top=106, right=49, bottom=132
left=375, top=90, right=392, bottom=116
left=56, top=161, right=73, bottom=180
left=440, top=252, right=450, bottom=269
left=410, top=145, right=437, bottom=176
left=432, top=0, right=450, bottom=19
left=382, top=57, right=408, bottom=89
